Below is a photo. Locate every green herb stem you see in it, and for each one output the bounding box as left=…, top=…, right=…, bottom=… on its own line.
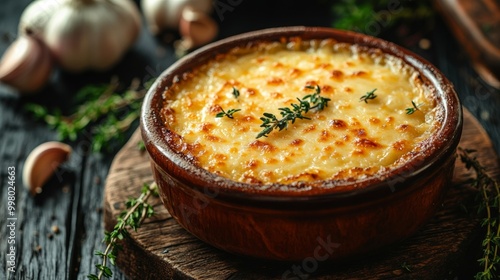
left=232, top=87, right=240, bottom=98
left=88, top=183, right=159, bottom=280
left=331, top=0, right=434, bottom=33
left=405, top=101, right=422, bottom=115
left=359, top=88, right=377, bottom=103
left=25, top=79, right=148, bottom=152
left=458, top=148, right=500, bottom=280
left=216, top=108, right=241, bottom=119
left=257, top=85, right=330, bottom=138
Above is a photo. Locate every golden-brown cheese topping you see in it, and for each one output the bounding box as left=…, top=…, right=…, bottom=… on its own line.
left=161, top=39, right=439, bottom=184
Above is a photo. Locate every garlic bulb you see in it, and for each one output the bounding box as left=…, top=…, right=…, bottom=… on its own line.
left=0, top=35, right=53, bottom=93
left=141, top=0, right=213, bottom=34
left=18, top=0, right=142, bottom=72
left=178, top=6, right=218, bottom=50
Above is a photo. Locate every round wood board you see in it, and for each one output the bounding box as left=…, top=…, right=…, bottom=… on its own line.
left=103, top=109, right=499, bottom=279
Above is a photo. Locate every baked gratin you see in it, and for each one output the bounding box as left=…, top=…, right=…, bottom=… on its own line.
left=160, top=38, right=441, bottom=185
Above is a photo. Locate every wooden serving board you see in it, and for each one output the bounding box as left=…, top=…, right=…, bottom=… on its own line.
left=103, top=109, right=499, bottom=279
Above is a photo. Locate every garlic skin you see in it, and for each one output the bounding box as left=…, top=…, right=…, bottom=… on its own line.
left=17, top=0, right=61, bottom=38
left=141, top=0, right=213, bottom=34
left=178, top=6, right=218, bottom=50
left=22, top=142, right=72, bottom=196
left=18, top=0, right=142, bottom=72
left=0, top=36, right=53, bottom=93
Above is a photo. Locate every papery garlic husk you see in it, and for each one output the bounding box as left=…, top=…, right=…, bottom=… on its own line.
left=18, top=0, right=142, bottom=72
left=22, top=141, right=72, bottom=196
left=178, top=6, right=218, bottom=50
left=141, top=0, right=213, bottom=34
left=0, top=35, right=53, bottom=93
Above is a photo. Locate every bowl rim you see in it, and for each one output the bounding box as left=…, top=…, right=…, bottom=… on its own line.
left=140, top=26, right=463, bottom=205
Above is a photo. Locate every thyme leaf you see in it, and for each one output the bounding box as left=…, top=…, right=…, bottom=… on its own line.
left=401, top=262, right=412, bottom=272
left=359, top=88, right=377, bottom=103
left=331, top=0, right=435, bottom=34
left=216, top=108, right=241, bottom=119
left=458, top=148, right=500, bottom=280
left=304, top=85, right=331, bottom=110
left=88, top=183, right=159, bottom=280
left=232, top=87, right=240, bottom=98
left=25, top=78, right=150, bottom=153
left=405, top=101, right=422, bottom=115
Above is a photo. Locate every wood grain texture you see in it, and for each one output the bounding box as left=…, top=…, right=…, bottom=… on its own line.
left=434, top=0, right=500, bottom=88
left=103, top=109, right=499, bottom=280
left=0, top=97, right=74, bottom=280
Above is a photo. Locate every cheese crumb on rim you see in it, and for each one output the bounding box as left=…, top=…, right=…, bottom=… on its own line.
left=161, top=38, right=440, bottom=185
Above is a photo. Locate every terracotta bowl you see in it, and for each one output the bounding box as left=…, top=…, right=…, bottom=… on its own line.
left=140, top=26, right=463, bottom=261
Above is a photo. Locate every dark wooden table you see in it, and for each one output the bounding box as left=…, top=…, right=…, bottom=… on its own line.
left=1, top=1, right=500, bottom=279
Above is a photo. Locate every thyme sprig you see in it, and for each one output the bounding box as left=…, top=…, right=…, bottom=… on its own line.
left=458, top=148, right=500, bottom=280
left=405, top=101, right=422, bottom=115
left=257, top=85, right=330, bottom=138
left=216, top=108, right=241, bottom=119
left=25, top=78, right=148, bottom=152
left=303, top=85, right=331, bottom=110
left=331, top=0, right=435, bottom=34
left=88, top=183, right=159, bottom=280
left=401, top=262, right=412, bottom=272
left=359, top=88, right=377, bottom=103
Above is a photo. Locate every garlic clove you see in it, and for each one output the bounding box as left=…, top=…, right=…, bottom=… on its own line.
left=142, top=0, right=213, bottom=33
left=0, top=36, right=53, bottom=93
left=22, top=141, right=72, bottom=196
left=178, top=6, right=218, bottom=50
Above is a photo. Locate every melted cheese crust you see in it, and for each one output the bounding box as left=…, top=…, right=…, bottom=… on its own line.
left=161, top=39, right=440, bottom=184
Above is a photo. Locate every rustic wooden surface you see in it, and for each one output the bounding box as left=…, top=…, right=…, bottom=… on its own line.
left=102, top=109, right=497, bottom=280
left=434, top=0, right=500, bottom=88
left=1, top=0, right=500, bottom=279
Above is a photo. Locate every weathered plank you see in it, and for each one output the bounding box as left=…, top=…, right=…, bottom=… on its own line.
left=0, top=94, right=76, bottom=280
left=103, top=109, right=497, bottom=279
left=432, top=19, right=500, bottom=153
left=73, top=150, right=128, bottom=280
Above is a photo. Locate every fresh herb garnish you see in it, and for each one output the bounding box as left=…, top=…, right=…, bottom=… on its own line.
left=216, top=108, right=241, bottom=119
left=25, top=78, right=149, bottom=152
left=257, top=85, right=330, bottom=138
left=304, top=85, right=331, bottom=110
left=359, top=88, right=377, bottom=103
left=331, top=0, right=435, bottom=34
left=405, top=101, right=422, bottom=115
left=458, top=148, right=500, bottom=280
left=232, top=87, right=240, bottom=98
left=137, top=140, right=146, bottom=152
left=88, top=183, right=159, bottom=280
left=401, top=262, right=412, bottom=272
